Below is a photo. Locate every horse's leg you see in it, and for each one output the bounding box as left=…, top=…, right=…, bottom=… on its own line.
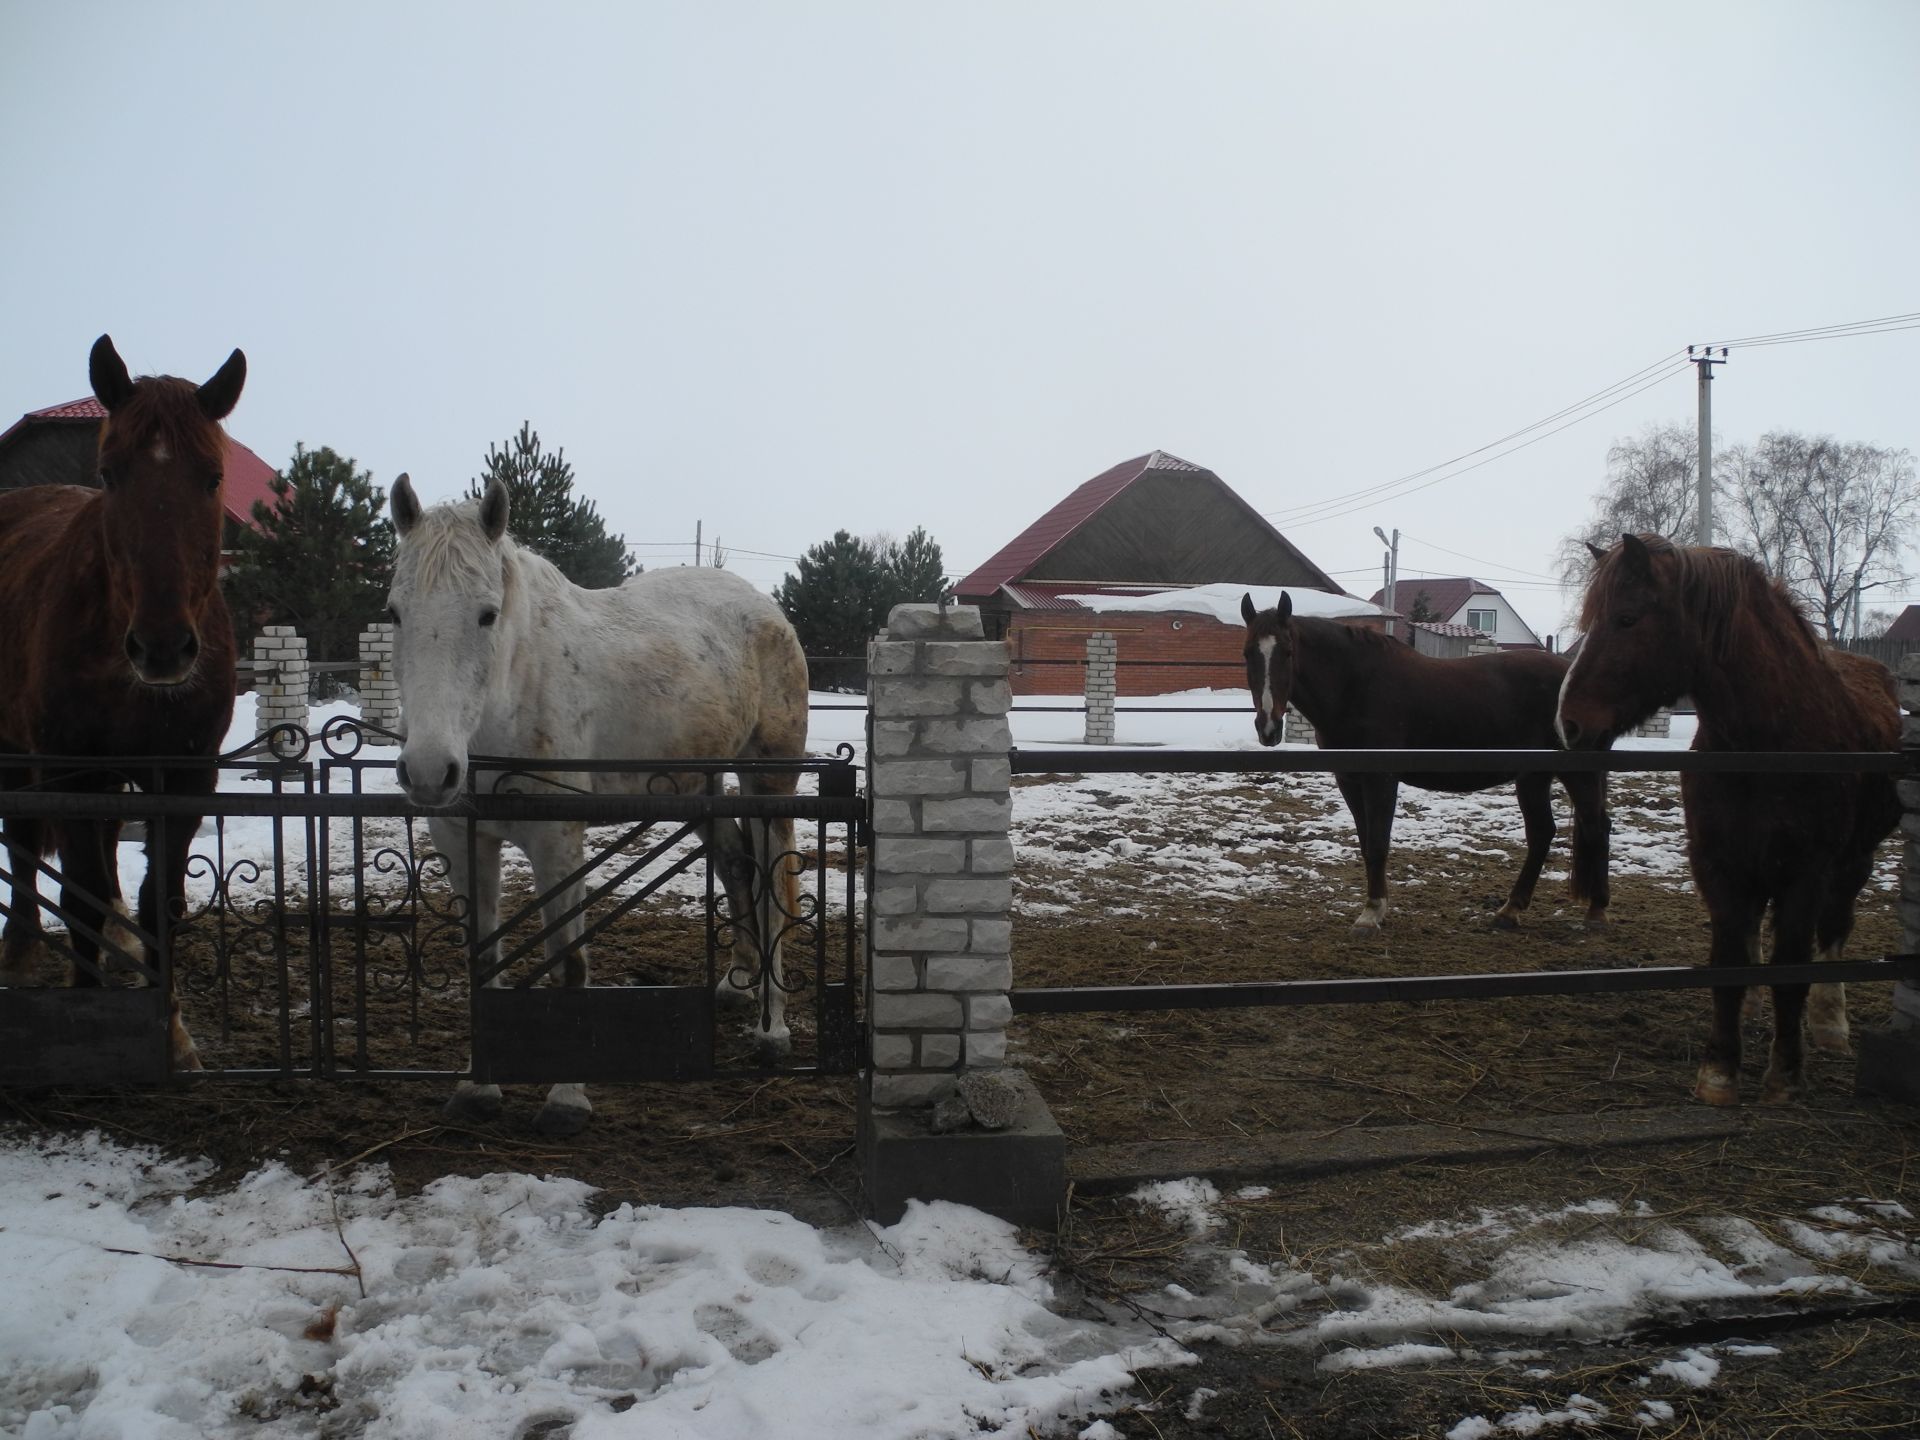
left=525, top=820, right=593, bottom=1138
left=138, top=799, right=204, bottom=1071
left=1563, top=772, right=1611, bottom=928
left=706, top=810, right=794, bottom=1059
left=1805, top=850, right=1873, bottom=1057
left=1759, top=879, right=1825, bottom=1105
left=440, top=820, right=508, bottom=1123
left=1336, top=773, right=1395, bottom=934
left=1691, top=866, right=1758, bottom=1105
left=56, top=819, right=113, bottom=993
left=1494, top=774, right=1555, bottom=930
left=0, top=814, right=47, bottom=985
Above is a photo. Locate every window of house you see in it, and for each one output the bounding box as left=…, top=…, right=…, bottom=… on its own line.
left=1466, top=608, right=1498, bottom=634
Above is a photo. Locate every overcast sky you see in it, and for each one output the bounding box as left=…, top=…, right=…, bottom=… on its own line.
left=4, top=2, right=1915, bottom=642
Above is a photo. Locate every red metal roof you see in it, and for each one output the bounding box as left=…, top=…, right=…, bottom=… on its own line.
left=956, top=449, right=1336, bottom=602
left=1368, top=576, right=1500, bottom=622
left=0, top=396, right=277, bottom=532
left=1884, top=605, right=1920, bottom=643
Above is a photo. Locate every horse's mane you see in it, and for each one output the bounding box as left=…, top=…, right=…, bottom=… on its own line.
left=98, top=376, right=227, bottom=475
left=1580, top=535, right=1823, bottom=668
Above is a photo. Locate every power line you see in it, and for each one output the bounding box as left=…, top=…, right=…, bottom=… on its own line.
left=1280, top=362, right=1693, bottom=532
left=1704, top=308, right=1920, bottom=348
left=1396, top=532, right=1560, bottom=583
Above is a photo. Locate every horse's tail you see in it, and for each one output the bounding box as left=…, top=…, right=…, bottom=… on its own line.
left=1566, top=775, right=1609, bottom=907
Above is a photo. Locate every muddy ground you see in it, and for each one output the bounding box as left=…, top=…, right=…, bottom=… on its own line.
left=5, top=770, right=1919, bottom=1437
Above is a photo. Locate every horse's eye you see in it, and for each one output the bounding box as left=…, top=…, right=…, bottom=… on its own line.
left=387, top=606, right=401, bottom=626
left=98, top=468, right=116, bottom=490
left=479, top=608, right=498, bottom=628
left=205, top=472, right=221, bottom=494
left=1616, top=613, right=1639, bottom=630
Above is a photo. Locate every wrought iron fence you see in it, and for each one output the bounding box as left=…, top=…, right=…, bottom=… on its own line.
left=0, top=719, right=867, bottom=1088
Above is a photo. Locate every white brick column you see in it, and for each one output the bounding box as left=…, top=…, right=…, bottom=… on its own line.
left=358, top=621, right=400, bottom=744
left=1083, top=631, right=1117, bottom=745
left=252, top=626, right=309, bottom=743
left=865, top=602, right=1013, bottom=1109
left=1283, top=705, right=1316, bottom=745
left=1859, top=654, right=1920, bottom=1101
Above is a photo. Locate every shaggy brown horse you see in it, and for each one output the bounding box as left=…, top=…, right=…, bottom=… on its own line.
left=1241, top=592, right=1610, bottom=933
left=0, top=335, right=246, bottom=1069
left=1556, top=533, right=1898, bottom=1105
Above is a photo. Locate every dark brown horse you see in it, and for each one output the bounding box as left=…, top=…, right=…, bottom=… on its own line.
left=0, top=335, right=246, bottom=1069
left=1240, top=592, right=1611, bottom=933
left=1556, top=533, right=1898, bottom=1105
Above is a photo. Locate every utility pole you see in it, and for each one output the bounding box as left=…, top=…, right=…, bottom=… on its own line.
left=1373, top=525, right=1400, bottom=641
left=694, top=519, right=703, bottom=567
left=1689, top=346, right=1727, bottom=545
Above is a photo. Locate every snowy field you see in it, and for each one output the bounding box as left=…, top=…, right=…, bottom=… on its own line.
left=9, top=690, right=1917, bottom=1438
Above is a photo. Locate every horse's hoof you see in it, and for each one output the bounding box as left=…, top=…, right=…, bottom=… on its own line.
left=0, top=940, right=47, bottom=986
left=752, top=1026, right=793, bottom=1063
left=1758, top=1070, right=1803, bottom=1105
left=714, top=975, right=756, bottom=1010
left=1692, top=1067, right=1739, bottom=1107
left=533, top=1101, right=592, bottom=1138
left=1490, top=910, right=1520, bottom=932
left=1581, top=911, right=1610, bottom=932
left=1809, top=1025, right=1853, bottom=1057
left=443, top=1090, right=504, bottom=1124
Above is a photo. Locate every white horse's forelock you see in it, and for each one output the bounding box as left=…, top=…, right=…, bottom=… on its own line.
left=397, top=498, right=507, bottom=593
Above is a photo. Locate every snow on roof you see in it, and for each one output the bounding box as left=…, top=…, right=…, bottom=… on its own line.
left=1054, top=582, right=1389, bottom=625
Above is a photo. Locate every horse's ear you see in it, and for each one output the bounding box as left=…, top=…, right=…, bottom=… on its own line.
left=195, top=348, right=247, bottom=421
left=390, top=473, right=420, bottom=536
left=1619, top=532, right=1654, bottom=576
left=89, top=334, right=135, bottom=413
left=479, top=477, right=510, bottom=543
left=1277, top=590, right=1292, bottom=620
left=1240, top=592, right=1258, bottom=627
left=1585, top=540, right=1608, bottom=562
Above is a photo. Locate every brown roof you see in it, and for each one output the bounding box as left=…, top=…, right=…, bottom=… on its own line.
left=0, top=396, right=278, bottom=532
left=1368, top=576, right=1501, bottom=621
left=1884, top=605, right=1920, bottom=643
left=956, top=449, right=1338, bottom=601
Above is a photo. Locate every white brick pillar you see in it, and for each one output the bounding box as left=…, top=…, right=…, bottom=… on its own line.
left=865, top=602, right=1014, bottom=1108
left=1283, top=705, right=1316, bottom=745
left=252, top=626, right=309, bottom=742
left=1859, top=655, right=1920, bottom=1101
left=358, top=621, right=400, bottom=744
left=1083, top=631, right=1117, bottom=745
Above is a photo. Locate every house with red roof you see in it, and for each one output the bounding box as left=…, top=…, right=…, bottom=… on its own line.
left=0, top=396, right=281, bottom=556
left=1367, top=576, right=1549, bottom=651
left=953, top=450, right=1354, bottom=694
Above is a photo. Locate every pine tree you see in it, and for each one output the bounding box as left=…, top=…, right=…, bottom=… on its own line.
left=774, top=527, right=948, bottom=691
left=774, top=530, right=888, bottom=691
left=1406, top=589, right=1441, bottom=623
left=877, top=526, right=947, bottom=615
left=223, top=444, right=395, bottom=692
left=467, top=422, right=634, bottom=588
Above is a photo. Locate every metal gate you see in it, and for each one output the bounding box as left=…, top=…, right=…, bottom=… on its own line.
left=0, top=719, right=867, bottom=1088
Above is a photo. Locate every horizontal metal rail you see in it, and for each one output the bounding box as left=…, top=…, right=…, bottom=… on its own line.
left=1013, top=957, right=1920, bottom=1015
left=1012, top=746, right=1912, bottom=776
left=0, top=789, right=865, bottom=823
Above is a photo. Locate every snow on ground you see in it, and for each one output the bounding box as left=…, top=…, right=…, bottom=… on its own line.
left=3, top=1134, right=1915, bottom=1439
left=9, top=688, right=1907, bottom=1437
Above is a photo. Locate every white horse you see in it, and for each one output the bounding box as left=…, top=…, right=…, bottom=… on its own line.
left=386, top=475, right=810, bottom=1135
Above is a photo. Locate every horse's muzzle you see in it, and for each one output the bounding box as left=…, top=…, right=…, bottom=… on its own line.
left=126, top=625, right=201, bottom=686
left=396, top=753, right=466, bottom=809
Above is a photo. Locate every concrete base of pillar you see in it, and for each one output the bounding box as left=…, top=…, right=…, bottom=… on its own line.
left=859, top=1071, right=1066, bottom=1230
left=1855, top=1023, right=1920, bottom=1106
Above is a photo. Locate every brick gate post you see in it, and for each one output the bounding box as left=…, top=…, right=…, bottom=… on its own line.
left=1083, top=632, right=1117, bottom=745
left=252, top=626, right=309, bottom=754
left=859, top=601, right=1064, bottom=1227
left=358, top=621, right=401, bottom=744
left=1857, top=654, right=1920, bottom=1102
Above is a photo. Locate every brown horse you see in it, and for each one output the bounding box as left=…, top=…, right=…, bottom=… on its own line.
left=0, top=335, right=246, bottom=1069
left=1556, top=533, right=1898, bottom=1105
left=1240, top=592, right=1611, bottom=933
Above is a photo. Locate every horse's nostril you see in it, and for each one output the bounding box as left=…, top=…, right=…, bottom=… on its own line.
left=442, top=762, right=459, bottom=792
left=395, top=759, right=411, bottom=788
left=181, top=630, right=199, bottom=662
left=124, top=632, right=143, bottom=663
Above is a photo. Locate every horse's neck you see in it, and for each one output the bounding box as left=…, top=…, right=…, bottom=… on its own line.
left=1289, top=617, right=1361, bottom=725
left=481, top=546, right=583, bottom=732
left=1687, top=603, right=1838, bottom=749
